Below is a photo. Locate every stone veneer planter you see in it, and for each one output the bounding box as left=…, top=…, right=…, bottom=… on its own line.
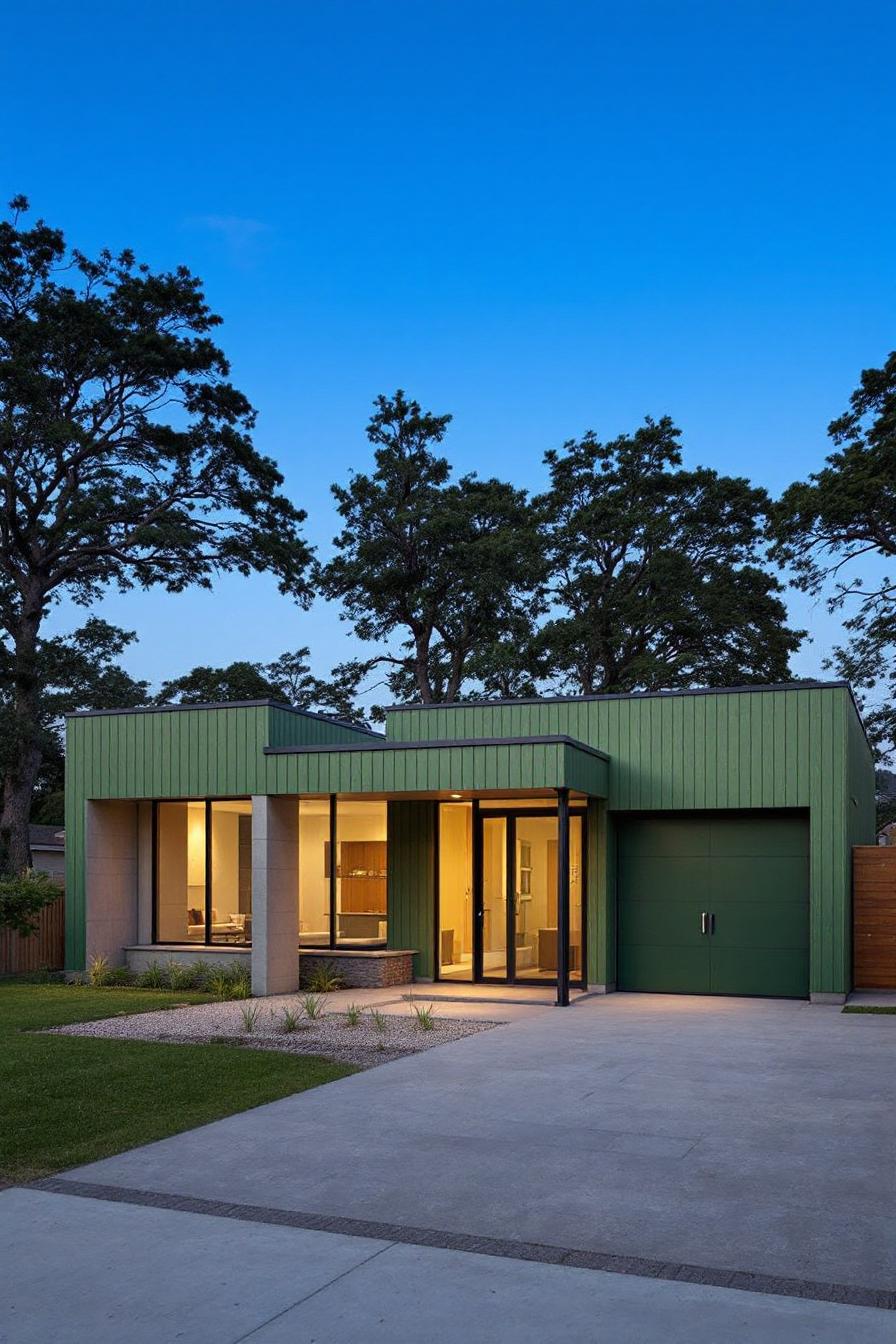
left=299, top=948, right=415, bottom=989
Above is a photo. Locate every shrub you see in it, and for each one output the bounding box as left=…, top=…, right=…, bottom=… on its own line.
left=188, top=959, right=212, bottom=988
left=304, top=960, right=345, bottom=993
left=229, top=968, right=252, bottom=999
left=277, top=1006, right=302, bottom=1033
left=300, top=992, right=325, bottom=1020
left=411, top=1002, right=437, bottom=1031
left=239, top=1002, right=260, bottom=1033
left=87, top=953, right=113, bottom=987
left=165, top=959, right=195, bottom=991
left=207, top=964, right=251, bottom=1000
left=368, top=1007, right=388, bottom=1034
left=107, top=965, right=136, bottom=986
left=0, top=870, right=60, bottom=936
left=136, top=960, right=167, bottom=989
left=344, top=1002, right=362, bottom=1027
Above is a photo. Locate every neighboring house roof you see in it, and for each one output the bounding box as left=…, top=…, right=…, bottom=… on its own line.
left=28, top=824, right=65, bottom=852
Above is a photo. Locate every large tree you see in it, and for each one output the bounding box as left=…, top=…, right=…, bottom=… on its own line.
left=0, top=618, right=149, bottom=831
left=0, top=198, right=312, bottom=872
left=771, top=351, right=896, bottom=756
left=536, top=417, right=802, bottom=694
left=320, top=390, right=545, bottom=712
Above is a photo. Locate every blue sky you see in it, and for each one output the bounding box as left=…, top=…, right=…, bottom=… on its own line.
left=4, top=1, right=895, bottom=697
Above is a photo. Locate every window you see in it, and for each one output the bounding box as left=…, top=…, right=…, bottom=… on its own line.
left=298, top=799, right=330, bottom=944
left=298, top=797, right=388, bottom=947
left=336, top=800, right=387, bottom=945
left=154, top=799, right=252, bottom=945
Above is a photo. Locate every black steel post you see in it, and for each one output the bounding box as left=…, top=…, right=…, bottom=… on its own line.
left=556, top=788, right=570, bottom=1006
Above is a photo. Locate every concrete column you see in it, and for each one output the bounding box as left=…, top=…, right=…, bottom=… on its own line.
left=251, top=796, right=299, bottom=996
left=84, top=801, right=138, bottom=967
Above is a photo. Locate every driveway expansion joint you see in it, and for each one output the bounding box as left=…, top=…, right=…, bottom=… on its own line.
left=30, top=1176, right=896, bottom=1313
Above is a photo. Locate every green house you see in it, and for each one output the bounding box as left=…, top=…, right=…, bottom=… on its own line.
left=65, top=680, right=875, bottom=1004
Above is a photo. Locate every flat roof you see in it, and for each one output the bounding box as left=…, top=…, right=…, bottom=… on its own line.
left=263, top=733, right=609, bottom=761
left=385, top=679, right=855, bottom=713
left=65, top=698, right=380, bottom=736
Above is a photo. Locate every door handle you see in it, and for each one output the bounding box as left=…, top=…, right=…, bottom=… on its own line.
left=700, top=912, right=708, bottom=935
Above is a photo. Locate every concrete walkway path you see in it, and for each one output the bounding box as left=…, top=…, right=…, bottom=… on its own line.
left=59, top=993, right=896, bottom=1295
left=3, top=1187, right=893, bottom=1343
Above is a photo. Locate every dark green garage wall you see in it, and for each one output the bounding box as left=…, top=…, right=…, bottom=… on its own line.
left=386, top=685, right=876, bottom=996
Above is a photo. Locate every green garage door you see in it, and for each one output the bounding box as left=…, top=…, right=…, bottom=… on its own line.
left=617, top=814, right=809, bottom=998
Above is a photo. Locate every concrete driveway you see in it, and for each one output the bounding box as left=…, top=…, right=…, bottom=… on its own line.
left=50, top=993, right=896, bottom=1295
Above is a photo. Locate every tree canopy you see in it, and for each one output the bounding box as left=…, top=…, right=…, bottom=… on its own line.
left=0, top=618, right=148, bottom=828
left=156, top=648, right=362, bottom=722
left=772, top=351, right=896, bottom=757
left=534, top=417, right=803, bottom=694
left=320, top=390, right=545, bottom=714
left=0, top=197, right=312, bottom=872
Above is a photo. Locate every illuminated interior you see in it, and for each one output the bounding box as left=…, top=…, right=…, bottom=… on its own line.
left=155, top=799, right=253, bottom=944
left=438, top=802, right=584, bottom=983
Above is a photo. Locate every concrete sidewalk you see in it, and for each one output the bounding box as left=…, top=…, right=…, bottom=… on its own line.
left=3, top=1187, right=892, bottom=1344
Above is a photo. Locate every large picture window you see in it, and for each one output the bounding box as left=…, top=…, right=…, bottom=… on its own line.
left=298, top=797, right=388, bottom=947
left=154, top=799, right=252, bottom=945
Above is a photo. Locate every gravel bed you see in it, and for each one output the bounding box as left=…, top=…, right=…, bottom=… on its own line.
left=45, top=997, right=501, bottom=1068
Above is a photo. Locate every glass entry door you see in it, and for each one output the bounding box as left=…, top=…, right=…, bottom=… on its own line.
left=474, top=809, right=585, bottom=986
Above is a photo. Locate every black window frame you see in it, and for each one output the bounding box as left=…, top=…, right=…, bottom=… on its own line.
left=151, top=797, right=253, bottom=948
left=298, top=794, right=389, bottom=950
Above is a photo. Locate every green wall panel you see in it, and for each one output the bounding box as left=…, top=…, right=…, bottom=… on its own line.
left=387, top=801, right=436, bottom=978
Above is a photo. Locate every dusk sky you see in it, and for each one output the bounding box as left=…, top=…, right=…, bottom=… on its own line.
left=5, top=1, right=895, bottom=701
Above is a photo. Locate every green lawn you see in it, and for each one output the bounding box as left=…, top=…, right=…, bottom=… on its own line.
left=842, top=1004, right=896, bottom=1014
left=0, top=981, right=356, bottom=1184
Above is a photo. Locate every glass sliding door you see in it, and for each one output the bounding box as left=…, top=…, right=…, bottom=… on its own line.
left=437, top=803, right=587, bottom=985
left=513, top=813, right=584, bottom=981
left=438, top=803, right=473, bottom=980
left=481, top=816, right=508, bottom=978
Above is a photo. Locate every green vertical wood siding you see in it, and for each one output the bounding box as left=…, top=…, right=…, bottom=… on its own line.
left=385, top=685, right=874, bottom=995
left=65, top=683, right=874, bottom=995
left=387, top=801, right=436, bottom=978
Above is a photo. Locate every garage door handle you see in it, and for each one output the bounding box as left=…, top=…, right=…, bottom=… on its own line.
left=700, top=912, right=708, bottom=935
left=710, top=913, right=715, bottom=935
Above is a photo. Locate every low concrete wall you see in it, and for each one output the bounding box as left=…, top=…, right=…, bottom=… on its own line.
left=125, top=945, right=415, bottom=991
left=126, top=945, right=251, bottom=974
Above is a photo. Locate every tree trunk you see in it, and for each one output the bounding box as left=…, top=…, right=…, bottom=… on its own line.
left=414, top=634, right=434, bottom=704
left=0, top=601, right=44, bottom=876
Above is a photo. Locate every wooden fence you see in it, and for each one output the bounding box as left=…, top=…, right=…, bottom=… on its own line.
left=853, top=846, right=896, bottom=990
left=0, top=893, right=65, bottom=975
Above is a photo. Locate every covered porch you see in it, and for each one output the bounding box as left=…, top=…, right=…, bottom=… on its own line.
left=88, top=733, right=609, bottom=1006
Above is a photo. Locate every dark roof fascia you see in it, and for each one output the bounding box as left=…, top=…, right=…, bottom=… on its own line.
left=263, top=734, right=610, bottom=762
left=384, top=680, right=853, bottom=713
left=65, top=698, right=381, bottom=738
